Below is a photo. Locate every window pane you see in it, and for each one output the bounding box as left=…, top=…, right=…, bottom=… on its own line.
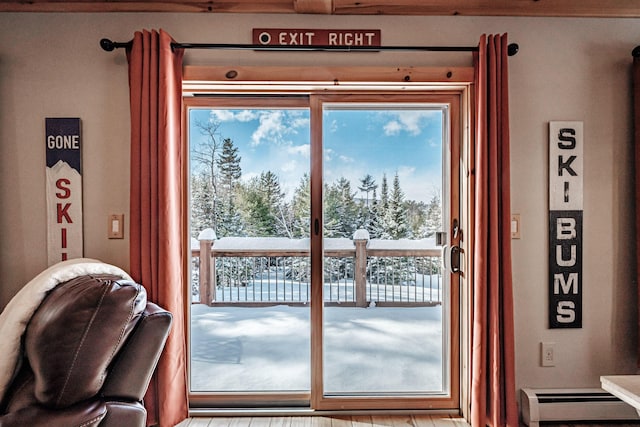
left=189, top=107, right=311, bottom=393
left=321, top=105, right=448, bottom=395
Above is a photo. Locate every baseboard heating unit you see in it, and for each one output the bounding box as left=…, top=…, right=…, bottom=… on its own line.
left=521, top=388, right=640, bottom=427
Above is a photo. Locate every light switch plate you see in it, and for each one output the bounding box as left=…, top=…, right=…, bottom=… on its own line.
left=511, top=214, right=521, bottom=239
left=108, top=214, right=124, bottom=239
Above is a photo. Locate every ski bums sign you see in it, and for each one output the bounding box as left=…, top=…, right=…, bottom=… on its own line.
left=46, top=118, right=83, bottom=265
left=548, top=121, right=583, bottom=328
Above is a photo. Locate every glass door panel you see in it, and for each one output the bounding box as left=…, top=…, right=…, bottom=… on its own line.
left=321, top=104, right=449, bottom=397
left=188, top=104, right=311, bottom=395
left=186, top=93, right=461, bottom=410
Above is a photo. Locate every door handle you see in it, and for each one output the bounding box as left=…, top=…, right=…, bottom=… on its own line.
left=450, top=245, right=461, bottom=273
left=442, top=245, right=461, bottom=274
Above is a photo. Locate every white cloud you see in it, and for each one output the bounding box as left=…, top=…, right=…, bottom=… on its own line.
left=339, top=155, right=354, bottom=163
left=324, top=148, right=334, bottom=162
left=235, top=110, right=259, bottom=122
left=280, top=160, right=298, bottom=173
left=210, top=109, right=257, bottom=122
left=328, top=119, right=339, bottom=133
left=383, top=121, right=403, bottom=135
left=251, top=111, right=286, bottom=146
left=210, top=110, right=235, bottom=122
left=291, top=117, right=310, bottom=129
left=397, top=165, right=416, bottom=178
left=287, top=144, right=310, bottom=159
left=427, top=136, right=439, bottom=148
left=382, top=110, right=440, bottom=137
left=281, top=145, right=310, bottom=173
left=250, top=111, right=309, bottom=146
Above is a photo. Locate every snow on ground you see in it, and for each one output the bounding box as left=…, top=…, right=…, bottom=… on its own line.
left=190, top=304, right=444, bottom=394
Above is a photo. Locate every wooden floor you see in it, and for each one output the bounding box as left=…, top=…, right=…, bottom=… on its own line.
left=176, top=416, right=640, bottom=427
left=175, top=414, right=469, bottom=426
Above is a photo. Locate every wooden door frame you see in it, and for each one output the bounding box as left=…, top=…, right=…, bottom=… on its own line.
left=183, top=66, right=473, bottom=413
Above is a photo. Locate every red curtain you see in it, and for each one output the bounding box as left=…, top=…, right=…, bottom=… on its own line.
left=470, top=34, right=518, bottom=427
left=127, top=29, right=188, bottom=427
left=634, top=52, right=640, bottom=368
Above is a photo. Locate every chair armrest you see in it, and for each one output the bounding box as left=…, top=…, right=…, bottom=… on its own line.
left=0, top=399, right=105, bottom=427
left=101, top=303, right=172, bottom=401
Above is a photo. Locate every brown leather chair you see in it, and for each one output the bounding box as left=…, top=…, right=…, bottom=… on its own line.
left=0, top=274, right=172, bottom=427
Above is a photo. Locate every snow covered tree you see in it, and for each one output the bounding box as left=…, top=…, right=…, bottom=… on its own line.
left=357, top=174, right=378, bottom=233
left=358, top=174, right=377, bottom=207
left=237, top=171, right=289, bottom=237
left=367, top=187, right=386, bottom=239
left=380, top=173, right=389, bottom=215
left=324, top=177, right=359, bottom=238
left=190, top=172, right=215, bottom=237
left=260, top=171, right=291, bottom=237
left=404, top=200, right=428, bottom=238
left=216, top=138, right=243, bottom=237
left=422, top=193, right=442, bottom=238
left=217, top=138, right=241, bottom=198
left=237, top=177, right=275, bottom=236
left=384, top=172, right=409, bottom=239
left=291, top=173, right=311, bottom=238
left=191, top=118, right=224, bottom=233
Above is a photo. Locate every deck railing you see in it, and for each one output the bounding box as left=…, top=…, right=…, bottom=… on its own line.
left=191, top=229, right=443, bottom=307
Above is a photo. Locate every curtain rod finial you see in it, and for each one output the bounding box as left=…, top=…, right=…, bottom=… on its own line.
left=100, top=38, right=115, bottom=52
left=633, top=46, right=640, bottom=58
left=508, top=43, right=519, bottom=57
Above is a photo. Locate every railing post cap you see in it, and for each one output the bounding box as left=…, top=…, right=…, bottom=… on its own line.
left=198, top=228, right=217, bottom=241
left=353, top=228, right=370, bottom=241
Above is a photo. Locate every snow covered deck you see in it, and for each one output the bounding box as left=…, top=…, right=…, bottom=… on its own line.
left=190, top=303, right=444, bottom=394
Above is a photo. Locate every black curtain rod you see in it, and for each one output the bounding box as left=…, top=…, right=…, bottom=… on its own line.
left=100, top=38, right=520, bottom=56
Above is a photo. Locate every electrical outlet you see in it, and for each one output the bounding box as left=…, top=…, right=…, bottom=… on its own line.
left=541, top=342, right=555, bottom=367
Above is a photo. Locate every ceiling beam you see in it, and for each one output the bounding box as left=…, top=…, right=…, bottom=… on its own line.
left=294, top=0, right=333, bottom=14
left=333, top=0, right=640, bottom=17
left=0, top=0, right=639, bottom=17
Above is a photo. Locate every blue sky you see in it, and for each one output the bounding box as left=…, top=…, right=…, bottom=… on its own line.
left=189, top=106, right=443, bottom=203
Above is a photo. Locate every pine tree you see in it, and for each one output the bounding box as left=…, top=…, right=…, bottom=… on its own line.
left=357, top=174, right=377, bottom=234
left=238, top=177, right=274, bottom=236
left=291, top=173, right=311, bottom=238
left=367, top=187, right=385, bottom=239
left=324, top=178, right=358, bottom=238
left=422, top=193, right=442, bottom=238
left=385, top=172, right=409, bottom=239
left=190, top=172, right=215, bottom=237
left=380, top=173, right=389, bottom=216
left=237, top=171, right=289, bottom=237
left=377, top=174, right=391, bottom=238
left=216, top=138, right=243, bottom=237
left=337, top=177, right=359, bottom=237
left=217, top=138, right=242, bottom=198
left=404, top=200, right=428, bottom=238
left=260, top=171, right=291, bottom=237
left=358, top=174, right=377, bottom=208
left=322, top=182, right=341, bottom=238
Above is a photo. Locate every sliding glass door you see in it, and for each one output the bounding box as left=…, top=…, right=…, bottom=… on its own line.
left=187, top=92, right=460, bottom=410
left=188, top=98, right=312, bottom=404
left=311, top=94, right=459, bottom=410
left=321, top=102, right=446, bottom=394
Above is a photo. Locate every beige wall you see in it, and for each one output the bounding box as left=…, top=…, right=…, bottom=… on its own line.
left=1, top=11, right=639, bottom=404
